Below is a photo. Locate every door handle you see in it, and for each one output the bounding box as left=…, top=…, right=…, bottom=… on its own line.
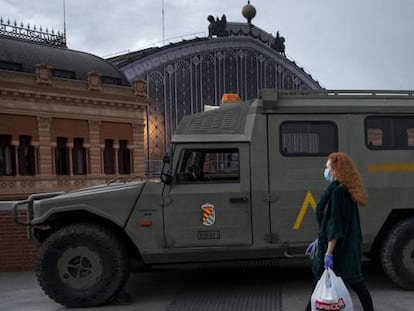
left=230, top=197, right=249, bottom=203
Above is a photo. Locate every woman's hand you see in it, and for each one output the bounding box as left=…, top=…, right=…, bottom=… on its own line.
left=324, top=254, right=334, bottom=269
left=305, top=239, right=318, bottom=256
left=324, top=239, right=336, bottom=268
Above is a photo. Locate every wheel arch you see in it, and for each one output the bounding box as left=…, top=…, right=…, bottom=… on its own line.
left=369, top=209, right=414, bottom=259
left=33, top=210, right=145, bottom=271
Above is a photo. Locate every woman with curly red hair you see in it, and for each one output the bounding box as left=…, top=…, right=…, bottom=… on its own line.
left=305, top=152, right=375, bottom=311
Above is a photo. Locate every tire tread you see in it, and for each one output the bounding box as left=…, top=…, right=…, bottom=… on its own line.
left=380, top=218, right=414, bottom=290
left=35, top=223, right=129, bottom=307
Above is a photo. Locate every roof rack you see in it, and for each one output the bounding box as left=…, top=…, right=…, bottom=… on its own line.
left=260, top=89, right=414, bottom=100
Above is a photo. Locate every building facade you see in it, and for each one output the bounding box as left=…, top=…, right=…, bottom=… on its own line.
left=0, top=22, right=147, bottom=200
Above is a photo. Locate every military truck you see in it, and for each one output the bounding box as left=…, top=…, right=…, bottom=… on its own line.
left=13, top=89, right=414, bottom=307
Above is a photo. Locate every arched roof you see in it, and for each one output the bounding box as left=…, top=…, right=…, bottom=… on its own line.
left=108, top=37, right=209, bottom=68
left=111, top=36, right=321, bottom=90
left=108, top=17, right=323, bottom=166
left=0, top=36, right=130, bottom=86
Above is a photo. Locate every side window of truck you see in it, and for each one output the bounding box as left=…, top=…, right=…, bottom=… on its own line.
left=366, top=116, right=414, bottom=149
left=177, top=148, right=240, bottom=183
left=280, top=121, right=338, bottom=156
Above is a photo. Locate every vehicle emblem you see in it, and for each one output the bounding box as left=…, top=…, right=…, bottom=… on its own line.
left=201, top=203, right=215, bottom=226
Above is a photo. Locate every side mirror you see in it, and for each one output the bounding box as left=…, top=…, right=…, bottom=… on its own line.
left=163, top=155, right=171, bottom=164
left=160, top=152, right=173, bottom=184
left=160, top=172, right=173, bottom=184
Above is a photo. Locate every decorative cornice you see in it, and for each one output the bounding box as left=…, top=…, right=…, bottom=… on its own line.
left=0, top=85, right=147, bottom=112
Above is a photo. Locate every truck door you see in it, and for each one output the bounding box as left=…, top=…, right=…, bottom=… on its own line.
left=267, top=115, right=348, bottom=246
left=162, top=143, right=252, bottom=247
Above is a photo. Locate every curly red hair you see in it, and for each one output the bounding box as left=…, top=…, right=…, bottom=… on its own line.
left=329, top=152, right=368, bottom=206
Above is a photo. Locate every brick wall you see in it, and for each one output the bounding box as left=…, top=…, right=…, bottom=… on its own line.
left=0, top=206, right=38, bottom=271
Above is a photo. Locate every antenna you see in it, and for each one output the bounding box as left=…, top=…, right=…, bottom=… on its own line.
left=63, top=0, right=66, bottom=35
left=162, top=0, right=165, bottom=45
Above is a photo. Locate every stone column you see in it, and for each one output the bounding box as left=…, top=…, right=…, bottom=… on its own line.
left=132, top=123, right=145, bottom=176
left=37, top=117, right=53, bottom=176
left=88, top=120, right=102, bottom=175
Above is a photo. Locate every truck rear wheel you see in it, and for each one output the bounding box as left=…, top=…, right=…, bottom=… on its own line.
left=35, top=223, right=129, bottom=307
left=381, top=218, right=414, bottom=290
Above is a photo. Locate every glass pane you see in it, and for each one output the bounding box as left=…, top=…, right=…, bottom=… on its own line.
left=366, top=116, right=414, bottom=149
left=56, top=137, right=69, bottom=175
left=118, top=140, right=131, bottom=174
left=393, top=118, right=414, bottom=148
left=408, top=129, right=414, bottom=147
left=280, top=122, right=337, bottom=156
left=18, top=135, right=35, bottom=175
left=104, top=139, right=115, bottom=174
left=177, top=148, right=239, bottom=183
left=367, top=128, right=383, bottom=146
left=0, top=134, right=16, bottom=176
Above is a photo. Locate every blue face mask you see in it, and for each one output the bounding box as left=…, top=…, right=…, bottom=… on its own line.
left=324, top=168, right=334, bottom=183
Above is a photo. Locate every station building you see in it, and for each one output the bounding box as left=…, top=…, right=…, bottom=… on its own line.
left=109, top=2, right=322, bottom=173
left=0, top=2, right=323, bottom=271
left=0, top=20, right=147, bottom=201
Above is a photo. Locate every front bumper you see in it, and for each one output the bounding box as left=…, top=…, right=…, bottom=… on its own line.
left=12, top=192, right=64, bottom=243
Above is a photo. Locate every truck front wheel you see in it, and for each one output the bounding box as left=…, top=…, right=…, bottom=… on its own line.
left=381, top=218, right=414, bottom=290
left=35, top=223, right=130, bottom=307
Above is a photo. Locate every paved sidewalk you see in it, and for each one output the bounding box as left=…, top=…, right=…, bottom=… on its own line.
left=0, top=260, right=413, bottom=311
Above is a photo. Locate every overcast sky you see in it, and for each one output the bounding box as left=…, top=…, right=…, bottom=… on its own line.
left=1, top=0, right=413, bottom=90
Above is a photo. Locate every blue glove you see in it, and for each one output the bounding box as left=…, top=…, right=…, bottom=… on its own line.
left=305, top=239, right=317, bottom=256
left=324, top=254, right=333, bottom=269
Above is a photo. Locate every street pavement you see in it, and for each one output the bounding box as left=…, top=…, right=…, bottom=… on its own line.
left=0, top=259, right=413, bottom=311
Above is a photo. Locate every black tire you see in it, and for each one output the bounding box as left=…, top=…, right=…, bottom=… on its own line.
left=35, top=223, right=130, bottom=307
left=380, top=218, right=414, bottom=290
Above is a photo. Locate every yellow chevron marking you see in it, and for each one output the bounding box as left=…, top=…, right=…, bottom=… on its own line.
left=368, top=162, right=414, bottom=172
left=293, top=191, right=317, bottom=230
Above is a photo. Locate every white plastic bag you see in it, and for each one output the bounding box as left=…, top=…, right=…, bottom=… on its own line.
left=311, top=268, right=354, bottom=311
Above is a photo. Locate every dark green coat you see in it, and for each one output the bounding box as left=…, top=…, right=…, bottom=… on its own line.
left=312, top=181, right=363, bottom=283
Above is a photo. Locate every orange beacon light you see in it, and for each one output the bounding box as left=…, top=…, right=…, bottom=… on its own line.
left=221, top=93, right=241, bottom=104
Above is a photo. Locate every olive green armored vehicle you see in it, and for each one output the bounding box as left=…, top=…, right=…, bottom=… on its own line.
left=14, top=89, right=414, bottom=307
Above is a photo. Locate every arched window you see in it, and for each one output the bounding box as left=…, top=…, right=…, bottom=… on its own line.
left=103, top=139, right=115, bottom=175
left=18, top=135, right=35, bottom=175
left=0, top=134, right=16, bottom=176
left=55, top=137, right=69, bottom=175
left=72, top=138, right=87, bottom=175
left=118, top=140, right=131, bottom=174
